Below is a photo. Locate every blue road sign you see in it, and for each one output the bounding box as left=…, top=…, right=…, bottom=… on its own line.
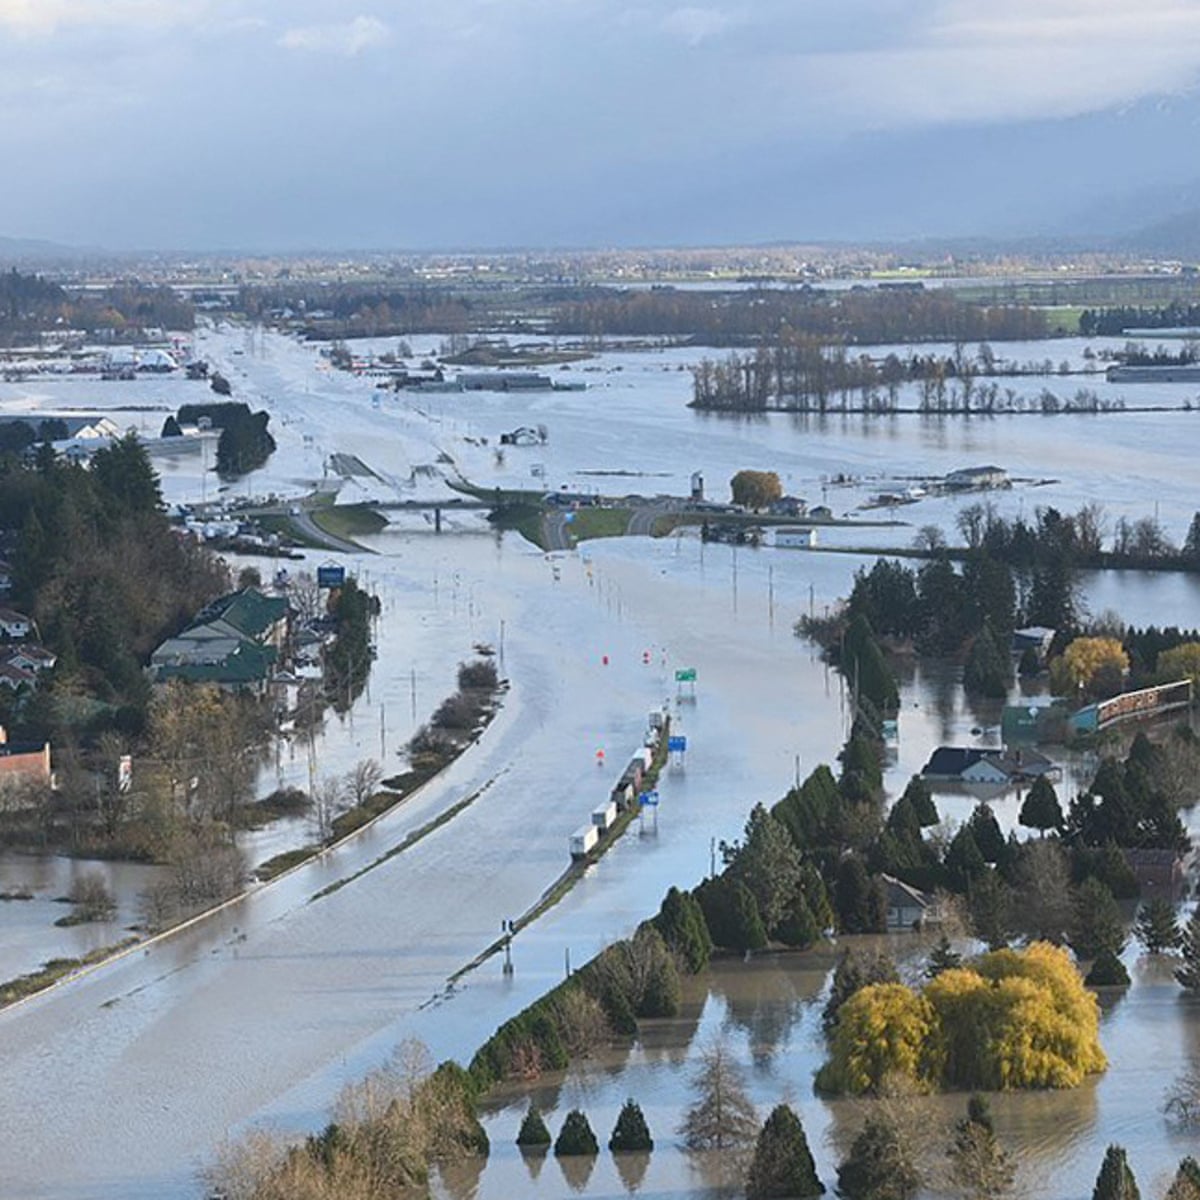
left=668, top=735, right=687, bottom=753
left=317, top=564, right=346, bottom=588
left=638, top=790, right=659, bottom=807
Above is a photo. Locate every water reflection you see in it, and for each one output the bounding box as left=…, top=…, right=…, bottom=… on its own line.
left=557, top=1152, right=598, bottom=1193
left=613, top=1150, right=651, bottom=1193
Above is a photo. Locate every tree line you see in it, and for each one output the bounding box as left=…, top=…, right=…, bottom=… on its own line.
left=691, top=336, right=1106, bottom=413
left=0, top=268, right=193, bottom=346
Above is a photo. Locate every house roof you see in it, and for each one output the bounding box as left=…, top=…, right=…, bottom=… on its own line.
left=949, top=464, right=1005, bottom=477
left=0, top=663, right=35, bottom=687
left=881, top=874, right=929, bottom=909
left=155, top=641, right=276, bottom=685
left=0, top=608, right=30, bottom=625
left=189, top=587, right=288, bottom=642
left=922, top=745, right=1055, bottom=781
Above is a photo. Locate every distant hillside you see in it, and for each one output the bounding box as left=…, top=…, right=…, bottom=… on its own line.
left=1114, top=209, right=1200, bottom=260
left=0, top=233, right=104, bottom=265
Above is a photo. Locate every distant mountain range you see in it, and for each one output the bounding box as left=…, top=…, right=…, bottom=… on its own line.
left=0, top=234, right=111, bottom=264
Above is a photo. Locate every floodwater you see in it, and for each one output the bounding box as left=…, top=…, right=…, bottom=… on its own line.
left=443, top=942, right=1199, bottom=1200
left=0, top=326, right=1196, bottom=1198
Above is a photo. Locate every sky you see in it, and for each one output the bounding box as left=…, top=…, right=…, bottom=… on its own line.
left=4, top=0, right=1200, bottom=250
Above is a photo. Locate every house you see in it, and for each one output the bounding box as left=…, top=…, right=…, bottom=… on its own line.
left=0, top=725, right=51, bottom=787
left=774, top=526, right=818, bottom=549
left=921, top=745, right=1057, bottom=785
left=808, top=505, right=833, bottom=521
left=149, top=586, right=289, bottom=692
left=1123, top=848, right=1188, bottom=899
left=0, top=662, right=35, bottom=690
left=0, top=643, right=57, bottom=687
left=189, top=587, right=289, bottom=651
left=768, top=496, right=807, bottom=518
left=946, top=465, right=1008, bottom=490
left=0, top=608, right=33, bottom=640
left=1012, top=626, right=1056, bottom=660
left=881, top=874, right=930, bottom=930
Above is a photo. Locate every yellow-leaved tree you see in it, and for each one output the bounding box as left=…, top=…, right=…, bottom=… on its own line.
left=1049, top=636, right=1129, bottom=699
left=816, top=982, right=939, bottom=1094
left=1158, top=643, right=1200, bottom=689
left=820, top=942, right=1106, bottom=1095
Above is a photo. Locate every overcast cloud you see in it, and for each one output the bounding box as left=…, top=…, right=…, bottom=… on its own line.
left=2, top=0, right=1200, bottom=248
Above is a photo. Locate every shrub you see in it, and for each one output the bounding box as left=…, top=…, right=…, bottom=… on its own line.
left=458, top=658, right=499, bottom=690
left=1086, top=949, right=1130, bottom=987
left=554, top=1110, right=599, bottom=1156
left=836, top=1115, right=918, bottom=1200
left=431, top=692, right=484, bottom=732
left=747, top=1104, right=824, bottom=1198
left=516, top=1103, right=552, bottom=1149
left=609, top=1098, right=653, bottom=1152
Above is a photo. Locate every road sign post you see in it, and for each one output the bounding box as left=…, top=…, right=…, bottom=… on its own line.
left=674, top=666, right=697, bottom=699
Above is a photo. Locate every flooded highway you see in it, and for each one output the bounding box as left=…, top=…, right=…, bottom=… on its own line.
left=0, top=326, right=1197, bottom=1198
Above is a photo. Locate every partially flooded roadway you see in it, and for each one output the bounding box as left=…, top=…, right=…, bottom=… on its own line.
left=0, top=535, right=849, bottom=1199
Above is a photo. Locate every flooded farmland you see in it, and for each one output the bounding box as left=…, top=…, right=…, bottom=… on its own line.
left=0, top=325, right=1197, bottom=1198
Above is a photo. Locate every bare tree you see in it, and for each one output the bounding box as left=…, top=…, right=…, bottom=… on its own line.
left=312, top=776, right=345, bottom=843
left=1165, top=1062, right=1200, bottom=1129
left=1075, top=502, right=1108, bottom=557
left=912, top=525, right=946, bottom=553
left=679, top=1036, right=758, bottom=1151
left=344, top=759, right=383, bottom=809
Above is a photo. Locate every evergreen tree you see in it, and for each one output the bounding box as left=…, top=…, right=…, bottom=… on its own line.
left=924, top=934, right=963, bottom=979
left=746, top=1104, right=824, bottom=1199
left=554, top=1109, right=599, bottom=1156
left=1070, top=877, right=1126, bottom=961
left=968, top=803, right=1006, bottom=865
left=899, top=775, right=939, bottom=827
left=1085, top=948, right=1130, bottom=987
left=723, top=803, right=804, bottom=934
left=949, top=1095, right=1015, bottom=1200
left=1135, top=898, right=1181, bottom=955
left=695, top=876, right=767, bottom=953
left=1091, top=1144, right=1140, bottom=1200
left=945, top=824, right=987, bottom=893
left=1019, top=776, right=1063, bottom=835
left=516, top=1102, right=552, bottom=1149
left=1176, top=909, right=1200, bottom=990
left=608, top=1098, right=653, bottom=1152
left=776, top=889, right=820, bottom=949
left=1183, top=512, right=1200, bottom=565
left=1166, top=1156, right=1200, bottom=1200
left=822, top=949, right=899, bottom=1031
left=654, top=886, right=712, bottom=973
left=963, top=620, right=1011, bottom=698
left=968, top=868, right=1013, bottom=950
left=834, top=854, right=887, bottom=933
left=836, top=1115, right=918, bottom=1200
left=842, top=613, right=899, bottom=715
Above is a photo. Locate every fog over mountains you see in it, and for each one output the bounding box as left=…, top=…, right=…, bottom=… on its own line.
left=3, top=1, right=1200, bottom=255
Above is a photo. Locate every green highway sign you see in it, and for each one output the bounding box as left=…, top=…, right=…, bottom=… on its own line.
left=674, top=667, right=697, bottom=683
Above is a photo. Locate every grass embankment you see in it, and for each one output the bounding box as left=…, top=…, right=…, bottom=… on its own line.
left=567, top=507, right=632, bottom=541
left=255, top=513, right=330, bottom=550
left=0, top=938, right=139, bottom=1008
left=256, top=675, right=506, bottom=882
left=489, top=503, right=547, bottom=550
left=310, top=503, right=388, bottom=540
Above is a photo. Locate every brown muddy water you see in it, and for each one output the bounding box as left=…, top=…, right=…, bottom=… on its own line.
left=437, top=937, right=1200, bottom=1200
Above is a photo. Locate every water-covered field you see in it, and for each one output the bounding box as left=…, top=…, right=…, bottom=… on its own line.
left=0, top=325, right=1195, bottom=1198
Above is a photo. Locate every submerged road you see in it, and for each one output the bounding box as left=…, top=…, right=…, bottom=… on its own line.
left=0, top=534, right=848, bottom=1200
